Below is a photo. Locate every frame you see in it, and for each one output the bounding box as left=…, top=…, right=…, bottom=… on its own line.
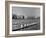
left=5, top=1, right=45, bottom=37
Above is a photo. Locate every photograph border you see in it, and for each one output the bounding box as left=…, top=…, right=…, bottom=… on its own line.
left=10, top=3, right=43, bottom=34
left=5, top=1, right=45, bottom=37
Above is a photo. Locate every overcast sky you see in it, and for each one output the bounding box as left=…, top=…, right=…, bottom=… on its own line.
left=12, top=7, right=40, bottom=17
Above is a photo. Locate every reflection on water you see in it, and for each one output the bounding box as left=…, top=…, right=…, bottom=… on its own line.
left=12, top=18, right=40, bottom=31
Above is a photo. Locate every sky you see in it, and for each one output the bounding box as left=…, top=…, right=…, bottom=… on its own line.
left=12, top=7, right=40, bottom=17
